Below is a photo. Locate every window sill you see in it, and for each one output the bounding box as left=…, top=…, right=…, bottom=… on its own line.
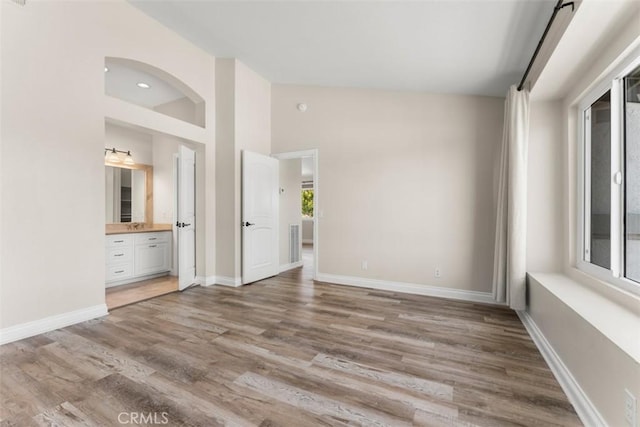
left=528, top=272, right=640, bottom=363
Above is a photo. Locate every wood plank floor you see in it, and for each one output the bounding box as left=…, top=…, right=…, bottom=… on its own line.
left=106, top=276, right=179, bottom=310
left=0, top=253, right=581, bottom=426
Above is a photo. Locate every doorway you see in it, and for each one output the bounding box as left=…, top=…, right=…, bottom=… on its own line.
left=272, top=149, right=319, bottom=280
left=104, top=122, right=199, bottom=310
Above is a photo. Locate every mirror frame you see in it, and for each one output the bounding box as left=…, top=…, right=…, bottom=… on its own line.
left=105, top=160, right=153, bottom=225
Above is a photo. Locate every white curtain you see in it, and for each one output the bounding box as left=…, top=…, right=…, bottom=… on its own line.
left=493, top=85, right=529, bottom=311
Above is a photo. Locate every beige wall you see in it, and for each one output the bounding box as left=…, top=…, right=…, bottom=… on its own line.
left=154, top=97, right=198, bottom=126
left=526, top=2, right=640, bottom=425
left=0, top=1, right=215, bottom=330
left=302, top=218, right=314, bottom=243
left=528, top=276, right=640, bottom=427
left=527, top=100, right=564, bottom=273
left=104, top=122, right=153, bottom=165
left=272, top=85, right=503, bottom=293
left=279, top=159, right=302, bottom=266
left=215, top=59, right=237, bottom=280
left=215, top=59, right=271, bottom=281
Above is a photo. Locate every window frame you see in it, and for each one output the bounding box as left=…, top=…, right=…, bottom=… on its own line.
left=577, top=49, right=640, bottom=296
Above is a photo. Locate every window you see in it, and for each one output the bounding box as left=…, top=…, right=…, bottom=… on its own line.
left=625, top=66, right=640, bottom=283
left=302, top=189, right=314, bottom=218
left=580, top=56, right=640, bottom=294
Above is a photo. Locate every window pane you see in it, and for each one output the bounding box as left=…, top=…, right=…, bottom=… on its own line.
left=625, top=66, right=640, bottom=283
left=302, top=189, right=314, bottom=217
left=590, top=91, right=611, bottom=269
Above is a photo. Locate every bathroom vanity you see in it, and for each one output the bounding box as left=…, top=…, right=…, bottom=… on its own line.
left=105, top=158, right=174, bottom=287
left=105, top=228, right=172, bottom=287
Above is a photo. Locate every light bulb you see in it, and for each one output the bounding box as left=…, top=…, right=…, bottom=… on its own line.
left=123, top=151, right=135, bottom=166
left=106, top=148, right=120, bottom=163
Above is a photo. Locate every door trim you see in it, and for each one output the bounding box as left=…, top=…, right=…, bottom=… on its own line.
left=271, top=149, right=319, bottom=281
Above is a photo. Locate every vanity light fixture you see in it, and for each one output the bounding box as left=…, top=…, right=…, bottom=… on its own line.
left=104, top=66, right=109, bottom=72
left=105, top=148, right=135, bottom=165
left=136, top=82, right=151, bottom=89
left=123, top=151, right=135, bottom=165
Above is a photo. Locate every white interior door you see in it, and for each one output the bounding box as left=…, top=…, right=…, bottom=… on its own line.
left=242, top=150, right=279, bottom=284
left=177, top=145, right=196, bottom=291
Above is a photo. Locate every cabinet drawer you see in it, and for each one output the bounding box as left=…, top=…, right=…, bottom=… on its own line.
left=106, top=235, right=134, bottom=248
left=134, top=242, right=171, bottom=276
left=106, top=263, right=134, bottom=282
left=134, top=232, right=170, bottom=245
left=106, top=247, right=133, bottom=264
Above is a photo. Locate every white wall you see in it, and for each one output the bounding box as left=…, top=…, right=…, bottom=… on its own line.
left=279, top=158, right=302, bottom=267
left=272, top=86, right=503, bottom=293
left=215, top=59, right=271, bottom=282
left=0, top=1, right=215, bottom=331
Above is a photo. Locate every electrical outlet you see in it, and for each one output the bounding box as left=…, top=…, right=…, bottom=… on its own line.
left=434, top=268, right=442, bottom=278
left=361, top=260, right=368, bottom=270
left=625, top=389, right=637, bottom=426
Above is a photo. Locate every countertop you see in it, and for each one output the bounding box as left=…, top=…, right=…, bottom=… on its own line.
left=105, top=223, right=173, bottom=235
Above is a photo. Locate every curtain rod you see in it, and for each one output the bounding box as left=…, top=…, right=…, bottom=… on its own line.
left=517, top=0, right=575, bottom=91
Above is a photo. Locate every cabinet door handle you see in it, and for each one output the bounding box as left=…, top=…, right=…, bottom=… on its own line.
left=115, top=270, right=124, bottom=274
left=149, top=244, right=157, bottom=248
left=114, top=240, right=124, bottom=243
left=114, top=253, right=124, bottom=257
left=148, top=237, right=157, bottom=241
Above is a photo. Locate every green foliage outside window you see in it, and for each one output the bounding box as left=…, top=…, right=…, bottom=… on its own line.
left=302, top=189, right=314, bottom=217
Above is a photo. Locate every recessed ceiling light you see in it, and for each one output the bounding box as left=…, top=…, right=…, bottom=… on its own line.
left=136, top=82, right=151, bottom=89
left=104, top=66, right=109, bottom=72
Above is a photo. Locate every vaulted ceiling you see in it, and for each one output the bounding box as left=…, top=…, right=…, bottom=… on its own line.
left=131, top=1, right=554, bottom=97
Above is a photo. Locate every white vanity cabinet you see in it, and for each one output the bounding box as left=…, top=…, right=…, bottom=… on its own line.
left=106, top=231, right=171, bottom=287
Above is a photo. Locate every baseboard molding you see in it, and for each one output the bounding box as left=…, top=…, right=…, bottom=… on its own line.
left=0, top=304, right=109, bottom=346
left=302, top=239, right=313, bottom=244
left=279, top=261, right=304, bottom=273
left=106, top=272, right=169, bottom=288
left=215, top=276, right=243, bottom=287
left=195, top=275, right=217, bottom=287
left=517, top=311, right=606, bottom=427
left=315, top=273, right=497, bottom=304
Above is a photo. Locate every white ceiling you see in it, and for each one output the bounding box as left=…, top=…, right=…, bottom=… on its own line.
left=105, top=59, right=186, bottom=108
left=130, top=0, right=554, bottom=97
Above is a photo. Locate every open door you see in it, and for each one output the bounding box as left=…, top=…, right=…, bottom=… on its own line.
left=177, top=145, right=196, bottom=290
left=242, top=150, right=279, bottom=284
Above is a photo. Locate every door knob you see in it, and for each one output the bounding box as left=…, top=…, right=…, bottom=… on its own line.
left=244, top=221, right=255, bottom=227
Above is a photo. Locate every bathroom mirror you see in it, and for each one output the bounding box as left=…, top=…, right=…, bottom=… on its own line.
left=105, top=163, right=153, bottom=224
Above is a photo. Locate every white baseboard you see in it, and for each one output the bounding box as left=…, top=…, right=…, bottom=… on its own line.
left=105, top=272, right=170, bottom=288
left=302, top=239, right=313, bottom=244
left=195, top=275, right=217, bottom=287
left=215, top=276, right=243, bottom=287
left=315, top=273, right=497, bottom=304
left=279, top=261, right=304, bottom=273
left=516, top=311, right=606, bottom=427
left=0, top=304, right=109, bottom=346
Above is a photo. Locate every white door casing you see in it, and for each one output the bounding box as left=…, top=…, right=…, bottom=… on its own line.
left=178, top=145, right=196, bottom=291
left=242, top=150, right=279, bottom=284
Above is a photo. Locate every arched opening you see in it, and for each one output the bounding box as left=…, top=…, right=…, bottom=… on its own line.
left=105, top=57, right=206, bottom=127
